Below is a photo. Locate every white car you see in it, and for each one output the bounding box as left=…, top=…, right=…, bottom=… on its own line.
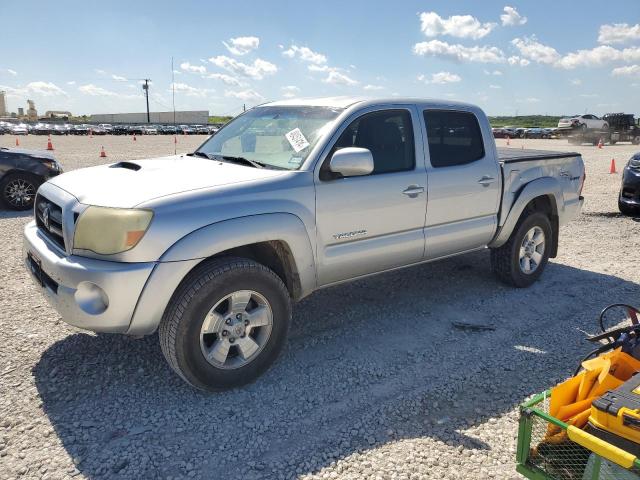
left=558, top=114, right=608, bottom=132
left=10, top=124, right=28, bottom=135
left=142, top=126, right=158, bottom=135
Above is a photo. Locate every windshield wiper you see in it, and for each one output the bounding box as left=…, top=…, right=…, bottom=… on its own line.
left=221, top=155, right=266, bottom=169
left=187, top=151, right=211, bottom=159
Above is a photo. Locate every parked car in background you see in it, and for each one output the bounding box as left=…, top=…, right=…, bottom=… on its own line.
left=10, top=124, right=29, bottom=135
left=70, top=125, right=89, bottom=135
left=52, top=124, right=70, bottom=135
left=23, top=97, right=585, bottom=390
left=159, top=125, right=177, bottom=135
left=90, top=126, right=107, bottom=135
left=619, top=152, right=640, bottom=216
left=98, top=124, right=113, bottom=133
left=193, top=125, right=209, bottom=135
left=0, top=147, right=62, bottom=210
left=128, top=125, right=144, bottom=136
left=110, top=125, right=130, bottom=135
left=558, top=114, right=608, bottom=132
left=142, top=125, right=158, bottom=135
left=177, top=124, right=195, bottom=135
left=33, top=124, right=52, bottom=135
left=492, top=127, right=508, bottom=138
left=207, top=126, right=220, bottom=135
left=523, top=127, right=550, bottom=139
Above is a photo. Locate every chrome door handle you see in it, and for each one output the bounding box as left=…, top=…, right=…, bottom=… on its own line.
left=478, top=175, right=496, bottom=187
left=402, top=185, right=425, bottom=198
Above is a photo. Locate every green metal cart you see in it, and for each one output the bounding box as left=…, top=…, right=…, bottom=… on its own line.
left=516, top=391, right=640, bottom=480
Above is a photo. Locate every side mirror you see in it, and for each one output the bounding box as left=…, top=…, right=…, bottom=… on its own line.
left=329, top=147, right=374, bottom=177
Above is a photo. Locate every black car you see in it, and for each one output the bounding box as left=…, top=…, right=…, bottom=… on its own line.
left=128, top=125, right=144, bottom=135
left=159, top=125, right=177, bottom=135
left=111, top=125, right=130, bottom=135
left=0, top=148, right=63, bottom=210
left=619, top=152, right=640, bottom=216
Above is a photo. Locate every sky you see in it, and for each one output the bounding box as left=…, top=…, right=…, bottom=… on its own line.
left=0, top=0, right=639, bottom=117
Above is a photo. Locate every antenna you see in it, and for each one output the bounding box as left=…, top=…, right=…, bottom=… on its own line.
left=171, top=57, right=176, bottom=155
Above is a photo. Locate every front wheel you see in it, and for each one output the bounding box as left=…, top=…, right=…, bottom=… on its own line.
left=619, top=198, right=639, bottom=217
left=1, top=172, right=41, bottom=210
left=159, top=257, right=291, bottom=391
left=491, top=212, right=552, bottom=288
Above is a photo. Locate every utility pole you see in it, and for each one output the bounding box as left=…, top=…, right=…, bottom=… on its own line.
left=142, top=79, right=151, bottom=123
left=243, top=104, right=246, bottom=112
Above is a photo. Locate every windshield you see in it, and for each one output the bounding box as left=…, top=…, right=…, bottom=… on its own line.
left=196, top=106, right=343, bottom=170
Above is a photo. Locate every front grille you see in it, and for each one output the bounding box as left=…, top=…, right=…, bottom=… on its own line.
left=35, top=194, right=65, bottom=251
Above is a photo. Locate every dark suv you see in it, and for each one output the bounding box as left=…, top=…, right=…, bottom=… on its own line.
left=619, top=152, right=640, bottom=216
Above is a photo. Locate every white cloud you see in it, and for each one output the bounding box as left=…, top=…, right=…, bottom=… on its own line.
left=222, top=36, right=260, bottom=56
left=281, top=85, right=300, bottom=98
left=308, top=64, right=331, bottom=72
left=557, top=45, right=640, bottom=69
left=511, top=37, right=560, bottom=64
left=209, top=55, right=277, bottom=79
left=282, top=45, right=327, bottom=65
left=6, top=69, right=17, bottom=76
left=363, top=84, right=384, bottom=91
left=518, top=97, right=540, bottom=103
left=323, top=71, right=358, bottom=86
left=612, top=64, right=640, bottom=76
left=419, top=12, right=496, bottom=39
left=418, top=71, right=462, bottom=84
left=26, top=81, right=67, bottom=96
left=484, top=69, right=503, bottom=75
left=79, top=84, right=120, bottom=97
left=169, top=82, right=213, bottom=97
left=512, top=36, right=640, bottom=69
left=66, top=81, right=76, bottom=85
left=489, top=84, right=502, bottom=89
left=225, top=89, right=263, bottom=102
left=500, top=6, right=527, bottom=27
left=507, top=55, right=530, bottom=66
left=111, top=74, right=127, bottom=82
left=598, top=23, right=640, bottom=45
left=413, top=40, right=505, bottom=63
left=570, top=79, right=582, bottom=85
left=180, top=62, right=207, bottom=74
left=206, top=73, right=244, bottom=86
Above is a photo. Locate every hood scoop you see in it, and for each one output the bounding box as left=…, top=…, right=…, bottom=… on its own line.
left=111, top=161, right=141, bottom=171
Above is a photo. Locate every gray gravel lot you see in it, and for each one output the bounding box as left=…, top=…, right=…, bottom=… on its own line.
left=0, top=134, right=639, bottom=479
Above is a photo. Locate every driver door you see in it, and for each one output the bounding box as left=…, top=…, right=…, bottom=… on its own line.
left=314, top=107, right=427, bottom=286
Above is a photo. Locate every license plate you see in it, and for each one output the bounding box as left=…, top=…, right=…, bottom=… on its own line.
left=27, top=251, right=44, bottom=287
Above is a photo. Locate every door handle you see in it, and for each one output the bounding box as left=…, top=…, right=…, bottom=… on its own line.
left=478, top=175, right=496, bottom=187
left=402, top=185, right=425, bottom=198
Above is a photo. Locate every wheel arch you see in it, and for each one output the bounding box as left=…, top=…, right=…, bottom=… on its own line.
left=489, top=177, right=562, bottom=256
left=127, top=213, right=316, bottom=335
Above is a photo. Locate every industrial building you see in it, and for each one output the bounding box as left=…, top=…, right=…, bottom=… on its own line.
left=90, top=110, right=209, bottom=125
left=0, top=91, right=6, bottom=116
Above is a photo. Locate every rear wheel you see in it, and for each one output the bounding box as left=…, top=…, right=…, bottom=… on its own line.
left=159, top=257, right=291, bottom=391
left=1, top=172, right=40, bottom=210
left=491, top=212, right=552, bottom=288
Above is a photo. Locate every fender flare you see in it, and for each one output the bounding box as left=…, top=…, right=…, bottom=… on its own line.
left=127, top=213, right=316, bottom=335
left=489, top=177, right=563, bottom=249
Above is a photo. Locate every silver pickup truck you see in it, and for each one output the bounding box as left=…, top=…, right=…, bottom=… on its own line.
left=23, top=97, right=585, bottom=390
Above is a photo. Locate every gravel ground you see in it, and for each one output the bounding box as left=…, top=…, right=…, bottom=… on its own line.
left=0, top=134, right=639, bottom=480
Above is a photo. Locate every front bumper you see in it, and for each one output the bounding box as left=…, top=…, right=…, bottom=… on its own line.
left=620, top=167, right=640, bottom=207
left=23, top=220, right=156, bottom=333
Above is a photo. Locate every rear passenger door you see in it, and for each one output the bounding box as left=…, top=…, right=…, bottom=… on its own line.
left=421, top=109, right=501, bottom=259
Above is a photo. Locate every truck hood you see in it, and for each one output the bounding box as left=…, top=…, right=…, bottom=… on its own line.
left=47, top=155, right=288, bottom=208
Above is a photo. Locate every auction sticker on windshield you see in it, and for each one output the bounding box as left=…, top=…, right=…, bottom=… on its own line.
left=285, top=128, right=310, bottom=153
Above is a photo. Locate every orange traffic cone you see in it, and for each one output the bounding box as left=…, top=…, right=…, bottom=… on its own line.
left=133, top=134, right=137, bottom=141
left=506, top=135, right=510, bottom=146
left=99, top=146, right=107, bottom=158
left=598, top=138, right=604, bottom=149
left=15, top=137, right=19, bottom=147
left=610, top=158, right=617, bottom=174
left=47, top=134, right=54, bottom=151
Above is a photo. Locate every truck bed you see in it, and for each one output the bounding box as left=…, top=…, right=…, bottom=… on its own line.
left=497, top=147, right=579, bottom=163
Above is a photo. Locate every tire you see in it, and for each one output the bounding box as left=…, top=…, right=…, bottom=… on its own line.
left=159, top=256, right=291, bottom=391
left=632, top=136, right=640, bottom=146
left=0, top=172, right=41, bottom=210
left=581, top=123, right=588, bottom=132
left=619, top=198, right=639, bottom=217
left=490, top=211, right=553, bottom=288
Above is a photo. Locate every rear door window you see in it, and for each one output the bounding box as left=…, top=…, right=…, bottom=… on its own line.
left=423, top=110, right=485, bottom=168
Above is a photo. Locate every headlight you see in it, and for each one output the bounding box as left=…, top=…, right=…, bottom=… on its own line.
left=629, top=158, right=640, bottom=169
left=74, top=207, right=153, bottom=255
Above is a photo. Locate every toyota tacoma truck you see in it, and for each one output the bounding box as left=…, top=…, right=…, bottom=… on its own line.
left=23, top=97, right=585, bottom=391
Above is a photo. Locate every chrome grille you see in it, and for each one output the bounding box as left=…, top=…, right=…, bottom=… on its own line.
left=35, top=194, right=65, bottom=251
